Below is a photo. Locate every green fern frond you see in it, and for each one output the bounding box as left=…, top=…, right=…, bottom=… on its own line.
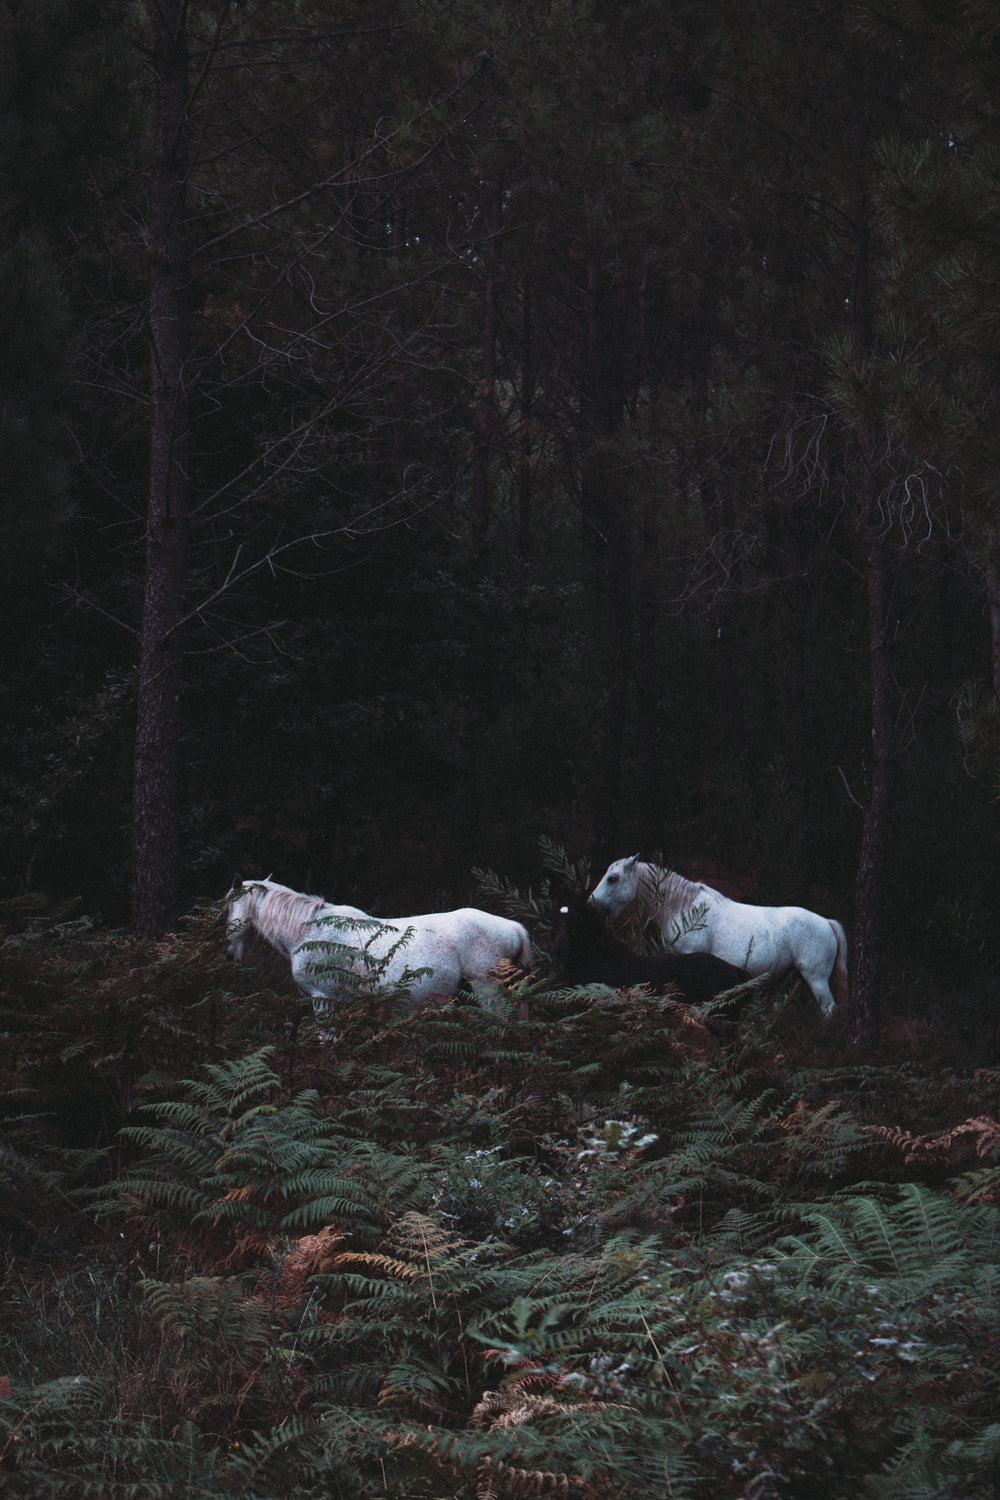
left=866, top=1420, right=1000, bottom=1500
left=141, top=1274, right=273, bottom=1362
left=187, top=1048, right=283, bottom=1117
left=471, top=865, right=553, bottom=930
left=91, top=1049, right=442, bottom=1265
left=537, top=835, right=593, bottom=893
left=787, top=1182, right=1000, bottom=1284
left=954, top=1164, right=1000, bottom=1203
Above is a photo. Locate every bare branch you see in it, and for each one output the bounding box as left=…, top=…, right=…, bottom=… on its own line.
left=834, top=764, right=865, bottom=812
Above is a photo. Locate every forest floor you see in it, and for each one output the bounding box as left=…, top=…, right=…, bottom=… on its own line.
left=1, top=897, right=999, bottom=1498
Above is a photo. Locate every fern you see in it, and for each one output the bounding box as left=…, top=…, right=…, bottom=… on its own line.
left=784, top=1181, right=1000, bottom=1287
left=537, top=834, right=593, bottom=893
left=303, top=1212, right=540, bottom=1421
left=473, top=837, right=593, bottom=951
left=954, top=1163, right=1000, bottom=1204
left=10, top=873, right=1000, bottom=1499
left=459, top=1201, right=1000, bottom=1499
left=0, top=1377, right=361, bottom=1497
left=91, top=1048, right=441, bottom=1266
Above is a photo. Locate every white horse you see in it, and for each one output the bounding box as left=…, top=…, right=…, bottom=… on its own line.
left=225, top=877, right=532, bottom=1013
left=589, top=856, right=848, bottom=1018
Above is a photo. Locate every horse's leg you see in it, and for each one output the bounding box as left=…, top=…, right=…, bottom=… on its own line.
left=802, top=973, right=837, bottom=1018
left=290, top=974, right=347, bottom=1043
left=829, top=920, right=850, bottom=1007
left=784, top=914, right=842, bottom=1019
left=795, top=944, right=838, bottom=1017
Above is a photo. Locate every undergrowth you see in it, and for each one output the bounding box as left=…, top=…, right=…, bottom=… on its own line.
left=2, top=878, right=1000, bottom=1498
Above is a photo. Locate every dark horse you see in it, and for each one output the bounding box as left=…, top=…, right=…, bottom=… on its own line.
left=552, top=901, right=746, bottom=1003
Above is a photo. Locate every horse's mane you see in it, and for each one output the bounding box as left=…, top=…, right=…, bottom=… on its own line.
left=249, top=881, right=327, bottom=950
left=637, top=863, right=709, bottom=922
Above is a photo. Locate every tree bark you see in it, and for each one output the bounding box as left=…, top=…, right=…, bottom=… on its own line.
left=846, top=96, right=894, bottom=1047
left=516, top=276, right=534, bottom=561
left=634, top=494, right=663, bottom=849
left=472, top=185, right=502, bottom=559
left=131, top=0, right=190, bottom=939
left=987, top=551, right=1000, bottom=696
left=592, top=509, right=634, bottom=863
left=850, top=458, right=895, bottom=1046
left=581, top=254, right=633, bottom=860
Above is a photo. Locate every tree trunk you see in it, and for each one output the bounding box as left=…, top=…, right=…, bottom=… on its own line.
left=847, top=100, right=893, bottom=1047
left=131, top=0, right=190, bottom=939
left=850, top=461, right=894, bottom=1046
left=634, top=494, right=663, bottom=849
left=472, top=185, right=502, bottom=558
left=631, top=260, right=664, bottom=846
left=592, top=505, right=634, bottom=862
left=582, top=254, right=633, bottom=860
left=987, top=551, right=1000, bottom=696
left=516, top=276, right=534, bottom=561
left=780, top=510, right=812, bottom=893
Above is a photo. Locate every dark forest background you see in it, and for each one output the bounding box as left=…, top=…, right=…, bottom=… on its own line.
left=3, top=0, right=1000, bottom=1044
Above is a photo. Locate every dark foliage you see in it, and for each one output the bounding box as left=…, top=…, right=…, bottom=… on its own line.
left=2, top=886, right=1000, bottom=1498
left=552, top=898, right=748, bottom=1002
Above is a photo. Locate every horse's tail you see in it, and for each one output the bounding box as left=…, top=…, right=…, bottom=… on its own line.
left=829, top=919, right=849, bottom=1008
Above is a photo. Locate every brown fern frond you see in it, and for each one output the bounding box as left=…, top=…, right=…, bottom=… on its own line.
left=953, top=1115, right=1000, bottom=1156
left=388, top=1392, right=617, bottom=1500
left=865, top=1124, right=923, bottom=1157
left=491, top=960, right=524, bottom=984
left=865, top=1114, right=1000, bottom=1167
left=470, top=1391, right=580, bottom=1430
left=472, top=1386, right=632, bottom=1431
left=667, top=1005, right=718, bottom=1061
left=475, top=1454, right=573, bottom=1498
left=390, top=1209, right=464, bottom=1259
left=673, top=1004, right=713, bottom=1034
left=780, top=1098, right=849, bottom=1135
left=268, top=1226, right=347, bottom=1310
left=324, top=1250, right=420, bottom=1280
left=470, top=1391, right=620, bottom=1498
left=475, top=1453, right=613, bottom=1500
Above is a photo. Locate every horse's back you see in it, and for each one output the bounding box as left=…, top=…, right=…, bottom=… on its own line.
left=320, top=904, right=532, bottom=983
left=291, top=911, right=464, bottom=1004
left=670, top=893, right=837, bottom=977
left=411, top=907, right=533, bottom=972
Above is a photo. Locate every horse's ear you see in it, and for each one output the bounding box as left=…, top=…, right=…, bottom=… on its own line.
left=232, top=874, right=243, bottom=892
left=626, top=853, right=640, bottom=867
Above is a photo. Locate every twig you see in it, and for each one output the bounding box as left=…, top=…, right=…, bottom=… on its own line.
left=834, top=764, right=865, bottom=812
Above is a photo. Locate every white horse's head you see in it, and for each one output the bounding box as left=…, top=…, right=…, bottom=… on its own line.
left=588, top=854, right=641, bottom=917
left=225, top=875, right=268, bottom=961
